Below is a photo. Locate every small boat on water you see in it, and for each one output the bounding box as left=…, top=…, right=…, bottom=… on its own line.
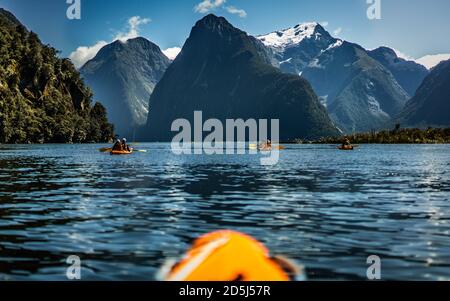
left=250, top=143, right=285, bottom=151
left=338, top=145, right=354, bottom=151
left=259, top=145, right=285, bottom=151
left=110, top=148, right=133, bottom=155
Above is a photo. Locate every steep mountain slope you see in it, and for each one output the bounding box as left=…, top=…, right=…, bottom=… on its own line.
left=81, top=37, right=171, bottom=137
left=398, top=59, right=450, bottom=127
left=143, top=15, right=339, bottom=141
left=258, top=24, right=410, bottom=133
left=368, top=47, right=429, bottom=96
left=0, top=8, right=113, bottom=143
left=302, top=42, right=410, bottom=133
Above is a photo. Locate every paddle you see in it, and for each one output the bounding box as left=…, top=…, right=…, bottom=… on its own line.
left=249, top=143, right=258, bottom=150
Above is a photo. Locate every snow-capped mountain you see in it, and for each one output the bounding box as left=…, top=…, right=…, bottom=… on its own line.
left=257, top=23, right=341, bottom=75
left=258, top=23, right=412, bottom=133
left=258, top=22, right=325, bottom=50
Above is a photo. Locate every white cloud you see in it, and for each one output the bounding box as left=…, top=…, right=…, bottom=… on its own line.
left=194, top=0, right=247, bottom=18
left=391, top=48, right=414, bottom=61
left=163, top=47, right=182, bottom=60
left=115, top=16, right=151, bottom=42
left=225, top=6, right=247, bottom=18
left=69, top=16, right=151, bottom=68
left=416, top=54, right=450, bottom=69
left=333, top=27, right=342, bottom=36
left=320, top=21, right=329, bottom=27
left=69, top=41, right=108, bottom=69
left=195, top=0, right=226, bottom=14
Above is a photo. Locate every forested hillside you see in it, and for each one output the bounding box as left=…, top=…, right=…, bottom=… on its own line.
left=0, top=8, right=114, bottom=143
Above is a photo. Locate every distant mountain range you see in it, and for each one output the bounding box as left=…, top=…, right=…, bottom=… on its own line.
left=398, top=59, right=450, bottom=127
left=258, top=23, right=421, bottom=133
left=80, top=37, right=171, bottom=137
left=3, top=7, right=447, bottom=144
left=143, top=14, right=339, bottom=141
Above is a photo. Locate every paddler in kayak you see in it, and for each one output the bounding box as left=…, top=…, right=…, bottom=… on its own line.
left=158, top=230, right=305, bottom=281
left=112, top=139, right=123, bottom=151
left=121, top=138, right=131, bottom=152
left=259, top=139, right=272, bottom=150
left=340, top=137, right=353, bottom=150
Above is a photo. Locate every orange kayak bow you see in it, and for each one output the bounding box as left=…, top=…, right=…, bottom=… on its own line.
left=160, top=230, right=303, bottom=281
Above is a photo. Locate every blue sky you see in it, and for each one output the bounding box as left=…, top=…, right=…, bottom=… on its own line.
left=2, top=0, right=450, bottom=67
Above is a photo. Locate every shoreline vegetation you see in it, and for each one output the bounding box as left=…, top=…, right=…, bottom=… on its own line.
left=1, top=127, right=450, bottom=145
left=295, top=126, right=450, bottom=144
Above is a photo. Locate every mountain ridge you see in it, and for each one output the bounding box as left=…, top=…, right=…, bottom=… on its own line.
left=143, top=14, right=339, bottom=141
left=258, top=22, right=411, bottom=133
left=398, top=59, right=450, bottom=127
left=368, top=46, right=429, bottom=96
left=80, top=37, right=171, bottom=137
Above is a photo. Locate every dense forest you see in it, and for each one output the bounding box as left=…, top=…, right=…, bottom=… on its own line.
left=0, top=8, right=114, bottom=143
left=313, top=125, right=450, bottom=144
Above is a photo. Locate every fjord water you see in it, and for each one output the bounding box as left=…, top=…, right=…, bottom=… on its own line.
left=0, top=144, right=449, bottom=281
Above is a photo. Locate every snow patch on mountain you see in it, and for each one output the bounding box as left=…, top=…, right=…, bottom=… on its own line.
left=308, top=58, right=324, bottom=69
left=326, top=39, right=343, bottom=51
left=279, top=57, right=293, bottom=64
left=318, top=39, right=343, bottom=55
left=319, top=95, right=328, bottom=107
left=257, top=22, right=319, bottom=49
left=367, top=96, right=389, bottom=118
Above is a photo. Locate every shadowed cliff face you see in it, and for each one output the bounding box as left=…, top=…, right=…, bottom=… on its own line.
left=398, top=59, right=450, bottom=127
left=368, top=47, right=429, bottom=97
left=143, top=14, right=339, bottom=141
left=81, top=37, right=171, bottom=137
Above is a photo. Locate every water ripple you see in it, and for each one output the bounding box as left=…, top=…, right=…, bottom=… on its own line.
left=0, top=144, right=449, bottom=280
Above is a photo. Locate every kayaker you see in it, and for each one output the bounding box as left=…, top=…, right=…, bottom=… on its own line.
left=342, top=137, right=351, bottom=147
left=112, top=139, right=122, bottom=151
left=121, top=138, right=131, bottom=152
left=260, top=139, right=272, bottom=150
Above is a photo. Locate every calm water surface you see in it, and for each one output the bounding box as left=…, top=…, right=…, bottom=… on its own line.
left=0, top=144, right=449, bottom=280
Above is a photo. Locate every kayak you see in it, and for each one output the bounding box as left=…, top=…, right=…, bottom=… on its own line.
left=338, top=145, right=354, bottom=151
left=110, top=149, right=133, bottom=155
left=259, top=145, right=285, bottom=151
left=267, top=145, right=285, bottom=150
left=250, top=144, right=285, bottom=151
left=159, top=230, right=303, bottom=281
